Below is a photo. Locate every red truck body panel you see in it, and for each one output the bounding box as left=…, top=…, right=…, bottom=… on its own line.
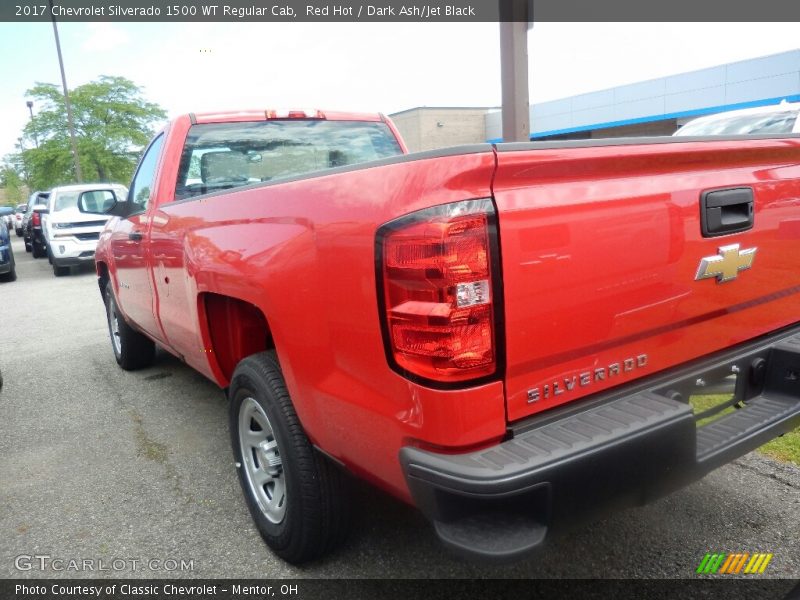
left=96, top=114, right=800, bottom=505
left=98, top=124, right=504, bottom=499
left=495, top=139, right=800, bottom=421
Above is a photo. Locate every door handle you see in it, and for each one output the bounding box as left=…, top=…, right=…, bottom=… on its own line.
left=701, top=187, right=754, bottom=237
left=128, top=231, right=143, bottom=242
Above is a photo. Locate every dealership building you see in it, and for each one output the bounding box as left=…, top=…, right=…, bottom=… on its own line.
left=391, top=49, right=800, bottom=152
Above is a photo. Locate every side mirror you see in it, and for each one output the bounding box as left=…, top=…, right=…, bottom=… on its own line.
left=77, top=189, right=119, bottom=215
left=33, top=204, right=49, bottom=214
left=106, top=200, right=135, bottom=218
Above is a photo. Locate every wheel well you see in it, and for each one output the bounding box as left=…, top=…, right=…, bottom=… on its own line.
left=96, top=261, right=110, bottom=296
left=202, top=293, right=274, bottom=381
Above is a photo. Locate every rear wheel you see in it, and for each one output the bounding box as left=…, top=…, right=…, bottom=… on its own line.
left=104, top=281, right=155, bottom=370
left=32, top=239, right=45, bottom=258
left=15, top=228, right=22, bottom=237
left=229, top=351, right=351, bottom=564
left=24, top=239, right=31, bottom=252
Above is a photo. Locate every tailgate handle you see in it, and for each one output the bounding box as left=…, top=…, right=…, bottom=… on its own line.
left=128, top=231, right=143, bottom=242
left=701, top=187, right=754, bottom=237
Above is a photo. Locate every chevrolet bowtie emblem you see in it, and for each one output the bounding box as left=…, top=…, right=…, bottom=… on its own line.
left=695, top=243, right=757, bottom=283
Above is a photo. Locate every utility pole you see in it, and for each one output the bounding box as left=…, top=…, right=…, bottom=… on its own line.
left=16, top=138, right=31, bottom=188
left=48, top=0, right=82, bottom=182
left=500, top=0, right=531, bottom=143
left=26, top=101, right=39, bottom=148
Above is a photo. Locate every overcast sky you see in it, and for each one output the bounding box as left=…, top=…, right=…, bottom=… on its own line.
left=1, top=22, right=800, bottom=160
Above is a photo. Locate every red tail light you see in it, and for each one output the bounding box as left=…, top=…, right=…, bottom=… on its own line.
left=377, top=199, right=502, bottom=385
left=32, top=212, right=41, bottom=226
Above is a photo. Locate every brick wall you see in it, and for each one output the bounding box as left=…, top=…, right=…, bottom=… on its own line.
left=390, top=108, right=491, bottom=153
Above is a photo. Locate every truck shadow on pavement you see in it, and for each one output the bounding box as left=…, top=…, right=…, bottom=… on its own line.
left=93, top=346, right=800, bottom=579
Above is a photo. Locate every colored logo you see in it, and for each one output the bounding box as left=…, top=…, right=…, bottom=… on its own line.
left=696, top=552, right=773, bottom=575
left=695, top=243, right=757, bottom=283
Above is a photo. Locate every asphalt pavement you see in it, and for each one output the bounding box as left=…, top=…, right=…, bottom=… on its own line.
left=1, top=234, right=798, bottom=579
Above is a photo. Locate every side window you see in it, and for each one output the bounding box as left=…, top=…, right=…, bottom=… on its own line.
left=129, top=134, right=165, bottom=212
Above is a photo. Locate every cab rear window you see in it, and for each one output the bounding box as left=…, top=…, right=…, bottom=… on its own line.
left=174, top=120, right=403, bottom=201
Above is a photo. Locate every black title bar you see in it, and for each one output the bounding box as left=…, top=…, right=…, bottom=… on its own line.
left=2, top=579, right=800, bottom=600
left=4, top=0, right=800, bottom=22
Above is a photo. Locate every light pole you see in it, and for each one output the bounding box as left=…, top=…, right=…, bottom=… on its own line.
left=499, top=0, right=531, bottom=143
left=26, top=100, right=39, bottom=148
left=16, top=138, right=31, bottom=187
left=48, top=0, right=82, bottom=182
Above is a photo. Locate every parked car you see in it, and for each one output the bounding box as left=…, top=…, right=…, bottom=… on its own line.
left=44, top=183, right=128, bottom=276
left=0, top=219, right=16, bottom=282
left=88, top=109, right=800, bottom=565
left=0, top=206, right=13, bottom=231
left=23, top=191, right=50, bottom=257
left=13, top=203, right=27, bottom=237
left=675, top=101, right=800, bottom=136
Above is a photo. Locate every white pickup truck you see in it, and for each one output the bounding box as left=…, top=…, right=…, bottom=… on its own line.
left=676, top=101, right=800, bottom=136
left=43, top=183, right=128, bottom=277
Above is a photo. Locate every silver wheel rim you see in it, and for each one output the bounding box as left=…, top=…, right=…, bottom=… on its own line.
left=108, top=297, right=122, bottom=356
left=238, top=397, right=286, bottom=523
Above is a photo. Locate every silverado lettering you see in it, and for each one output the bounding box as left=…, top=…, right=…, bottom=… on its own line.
left=527, top=354, right=649, bottom=403
left=89, top=110, right=800, bottom=564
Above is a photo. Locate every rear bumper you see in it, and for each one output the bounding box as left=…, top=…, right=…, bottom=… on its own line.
left=401, top=326, right=800, bottom=562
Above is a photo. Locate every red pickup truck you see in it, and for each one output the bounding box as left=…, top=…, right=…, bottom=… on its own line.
left=84, top=109, right=800, bottom=564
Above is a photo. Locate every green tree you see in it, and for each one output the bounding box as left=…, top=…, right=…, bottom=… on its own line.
left=0, top=164, right=24, bottom=204
left=18, top=75, right=166, bottom=189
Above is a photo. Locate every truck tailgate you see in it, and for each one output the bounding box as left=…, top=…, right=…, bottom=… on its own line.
left=493, top=137, right=800, bottom=422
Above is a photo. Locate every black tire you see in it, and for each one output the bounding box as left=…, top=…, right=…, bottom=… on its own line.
left=104, top=281, right=155, bottom=370
left=229, top=351, right=351, bottom=564
left=32, top=240, right=45, bottom=258
left=0, top=259, right=15, bottom=283
left=15, top=228, right=22, bottom=237
left=53, top=263, right=70, bottom=277
left=24, top=239, right=31, bottom=252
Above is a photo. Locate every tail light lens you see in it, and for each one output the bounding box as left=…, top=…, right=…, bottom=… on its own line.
left=32, top=212, right=41, bottom=226
left=266, top=109, right=325, bottom=119
left=377, top=199, right=501, bottom=385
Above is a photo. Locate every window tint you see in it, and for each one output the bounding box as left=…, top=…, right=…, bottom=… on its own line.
left=54, top=192, right=80, bottom=212
left=129, top=134, right=165, bottom=212
left=174, top=120, right=403, bottom=200
left=26, top=199, right=41, bottom=217
left=81, top=190, right=117, bottom=213
left=677, top=110, right=799, bottom=136
left=27, top=192, right=48, bottom=212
